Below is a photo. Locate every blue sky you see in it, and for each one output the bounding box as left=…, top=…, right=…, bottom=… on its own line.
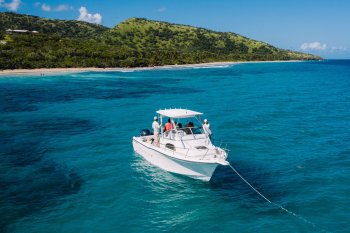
left=1, top=0, right=349, bottom=59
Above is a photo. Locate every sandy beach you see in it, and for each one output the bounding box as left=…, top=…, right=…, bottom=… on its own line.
left=0, top=60, right=301, bottom=76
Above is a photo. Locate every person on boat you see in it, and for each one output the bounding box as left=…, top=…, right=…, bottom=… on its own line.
left=163, top=118, right=173, bottom=132
left=177, top=122, right=182, bottom=129
left=152, top=116, right=160, bottom=146
left=184, top=121, right=194, bottom=134
left=202, top=119, right=212, bottom=139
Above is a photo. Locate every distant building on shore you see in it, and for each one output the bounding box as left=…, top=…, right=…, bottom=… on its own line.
left=5, top=29, right=39, bottom=34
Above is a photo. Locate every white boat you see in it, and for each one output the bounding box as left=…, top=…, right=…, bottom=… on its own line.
left=132, top=109, right=229, bottom=181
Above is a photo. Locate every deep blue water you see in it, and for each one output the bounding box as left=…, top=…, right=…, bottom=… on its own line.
left=1, top=60, right=350, bottom=233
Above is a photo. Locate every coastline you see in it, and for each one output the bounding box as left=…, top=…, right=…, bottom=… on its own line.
left=0, top=60, right=303, bottom=76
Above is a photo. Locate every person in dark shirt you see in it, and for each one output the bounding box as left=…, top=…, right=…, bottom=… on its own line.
left=184, top=122, right=194, bottom=134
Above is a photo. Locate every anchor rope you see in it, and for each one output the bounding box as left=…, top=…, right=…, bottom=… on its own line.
left=228, top=163, right=329, bottom=233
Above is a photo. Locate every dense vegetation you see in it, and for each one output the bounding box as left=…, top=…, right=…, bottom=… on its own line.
left=0, top=12, right=321, bottom=69
left=0, top=12, right=108, bottom=38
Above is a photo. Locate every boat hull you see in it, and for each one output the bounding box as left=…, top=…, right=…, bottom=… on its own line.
left=132, top=138, right=219, bottom=181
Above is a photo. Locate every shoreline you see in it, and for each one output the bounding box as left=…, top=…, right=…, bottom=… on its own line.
left=0, top=60, right=304, bottom=76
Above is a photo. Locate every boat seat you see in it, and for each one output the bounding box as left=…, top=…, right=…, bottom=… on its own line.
left=183, top=127, right=193, bottom=135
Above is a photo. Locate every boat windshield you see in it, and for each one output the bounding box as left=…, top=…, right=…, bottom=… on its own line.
left=171, top=117, right=204, bottom=135
left=159, top=111, right=206, bottom=136
left=175, top=126, right=202, bottom=135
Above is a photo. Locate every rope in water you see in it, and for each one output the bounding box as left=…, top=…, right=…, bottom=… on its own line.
left=228, top=163, right=329, bottom=232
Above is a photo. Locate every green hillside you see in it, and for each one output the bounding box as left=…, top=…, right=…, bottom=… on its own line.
left=104, top=18, right=319, bottom=64
left=0, top=12, right=108, bottom=38
left=109, top=18, right=280, bottom=54
left=0, top=13, right=321, bottom=69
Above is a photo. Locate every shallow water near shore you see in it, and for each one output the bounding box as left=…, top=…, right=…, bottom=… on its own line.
left=1, top=60, right=350, bottom=232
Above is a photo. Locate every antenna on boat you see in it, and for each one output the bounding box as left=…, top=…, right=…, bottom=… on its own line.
left=224, top=143, right=230, bottom=153
left=227, top=163, right=329, bottom=232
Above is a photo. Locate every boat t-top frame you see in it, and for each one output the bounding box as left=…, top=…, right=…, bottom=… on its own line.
left=156, top=108, right=206, bottom=139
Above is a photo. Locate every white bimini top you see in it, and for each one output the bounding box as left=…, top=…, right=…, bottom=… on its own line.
left=156, top=109, right=203, bottom=118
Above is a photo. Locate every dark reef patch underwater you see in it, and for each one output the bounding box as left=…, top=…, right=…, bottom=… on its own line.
left=1, top=61, right=350, bottom=233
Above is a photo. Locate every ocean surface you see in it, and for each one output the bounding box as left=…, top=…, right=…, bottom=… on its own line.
left=1, top=60, right=350, bottom=233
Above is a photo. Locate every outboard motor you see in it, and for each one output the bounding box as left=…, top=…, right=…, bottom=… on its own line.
left=140, top=129, right=151, bottom=136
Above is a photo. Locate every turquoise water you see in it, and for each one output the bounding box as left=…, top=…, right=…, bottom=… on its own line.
left=1, top=60, right=350, bottom=232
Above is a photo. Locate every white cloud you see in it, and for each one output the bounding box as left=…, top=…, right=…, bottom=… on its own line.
left=55, top=4, right=72, bottom=12
left=330, top=46, right=348, bottom=52
left=155, top=7, right=167, bottom=12
left=0, top=0, right=21, bottom=11
left=41, top=3, right=51, bottom=11
left=36, top=2, right=73, bottom=12
left=77, top=6, right=102, bottom=24
left=300, top=42, right=327, bottom=51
